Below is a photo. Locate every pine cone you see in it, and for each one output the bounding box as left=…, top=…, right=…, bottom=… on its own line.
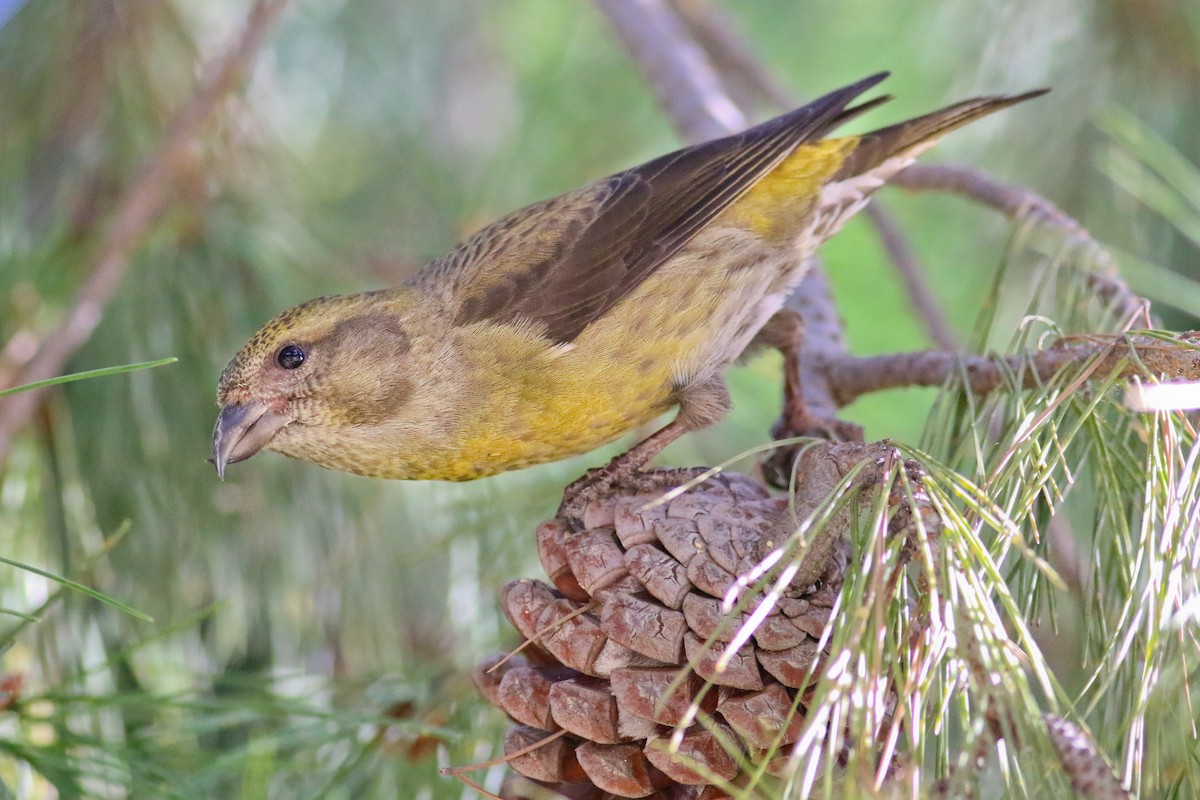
left=474, top=468, right=855, bottom=800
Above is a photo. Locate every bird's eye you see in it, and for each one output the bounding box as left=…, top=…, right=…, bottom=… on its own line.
left=276, top=344, right=306, bottom=370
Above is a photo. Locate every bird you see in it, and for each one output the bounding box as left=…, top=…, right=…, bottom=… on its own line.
left=212, top=73, right=1044, bottom=490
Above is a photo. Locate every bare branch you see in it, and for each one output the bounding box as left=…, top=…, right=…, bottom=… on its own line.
left=823, top=332, right=1200, bottom=407
left=594, top=0, right=745, bottom=143
left=786, top=265, right=846, bottom=422
left=666, top=0, right=792, bottom=112
left=0, top=0, right=290, bottom=465
left=1043, top=714, right=1131, bottom=800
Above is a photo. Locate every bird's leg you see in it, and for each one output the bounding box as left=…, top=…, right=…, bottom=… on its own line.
left=755, top=309, right=820, bottom=436
left=559, top=378, right=731, bottom=527
left=715, top=309, right=811, bottom=433
left=754, top=308, right=863, bottom=489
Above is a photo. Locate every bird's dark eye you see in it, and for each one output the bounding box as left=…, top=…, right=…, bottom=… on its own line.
left=276, top=344, right=306, bottom=370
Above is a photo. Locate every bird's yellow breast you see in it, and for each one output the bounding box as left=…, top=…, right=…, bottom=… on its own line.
left=424, top=329, right=676, bottom=480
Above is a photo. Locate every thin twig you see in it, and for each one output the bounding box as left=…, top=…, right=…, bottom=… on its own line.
left=0, top=0, right=290, bottom=466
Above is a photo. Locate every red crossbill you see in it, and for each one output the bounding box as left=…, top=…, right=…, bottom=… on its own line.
left=212, top=73, right=1043, bottom=483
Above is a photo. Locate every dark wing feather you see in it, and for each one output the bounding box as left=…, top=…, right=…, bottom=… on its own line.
left=443, top=72, right=890, bottom=344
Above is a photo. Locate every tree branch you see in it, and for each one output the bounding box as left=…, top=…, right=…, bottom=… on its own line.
left=822, top=332, right=1200, bottom=407
left=786, top=266, right=846, bottom=422
left=0, top=0, right=290, bottom=466
left=594, top=0, right=744, bottom=143
left=666, top=0, right=792, bottom=113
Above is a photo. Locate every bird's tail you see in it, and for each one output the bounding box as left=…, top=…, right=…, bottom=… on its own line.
left=831, top=88, right=1049, bottom=182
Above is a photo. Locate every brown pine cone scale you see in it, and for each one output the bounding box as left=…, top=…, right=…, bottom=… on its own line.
left=601, top=592, right=687, bottom=663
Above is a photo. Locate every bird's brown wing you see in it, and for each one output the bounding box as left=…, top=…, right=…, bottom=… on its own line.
left=437, top=72, right=891, bottom=344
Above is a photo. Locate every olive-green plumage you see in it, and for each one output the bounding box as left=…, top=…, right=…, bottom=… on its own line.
left=213, top=74, right=1044, bottom=481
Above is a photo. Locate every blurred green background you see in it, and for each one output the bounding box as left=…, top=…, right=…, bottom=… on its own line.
left=0, top=0, right=1197, bottom=796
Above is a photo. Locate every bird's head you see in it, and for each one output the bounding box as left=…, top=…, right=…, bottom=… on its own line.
left=212, top=290, right=419, bottom=478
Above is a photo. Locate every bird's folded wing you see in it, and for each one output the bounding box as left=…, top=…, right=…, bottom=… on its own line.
left=427, top=73, right=891, bottom=344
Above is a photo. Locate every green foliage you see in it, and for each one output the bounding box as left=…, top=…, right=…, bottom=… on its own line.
left=0, top=360, right=177, bottom=399
left=1097, top=108, right=1200, bottom=319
